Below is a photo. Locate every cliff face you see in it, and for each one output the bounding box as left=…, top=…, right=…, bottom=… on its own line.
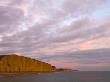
left=0, top=54, right=55, bottom=73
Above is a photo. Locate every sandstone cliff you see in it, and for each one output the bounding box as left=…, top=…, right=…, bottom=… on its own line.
left=0, top=54, right=55, bottom=73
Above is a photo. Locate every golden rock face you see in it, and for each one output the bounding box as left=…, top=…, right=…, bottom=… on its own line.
left=0, top=54, right=54, bottom=73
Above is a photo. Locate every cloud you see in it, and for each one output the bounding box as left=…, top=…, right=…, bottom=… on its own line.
left=0, top=0, right=110, bottom=70
left=0, top=11, right=110, bottom=56
left=0, top=6, right=23, bottom=34
left=63, top=0, right=104, bottom=14
left=41, top=48, right=110, bottom=70
left=79, top=41, right=92, bottom=51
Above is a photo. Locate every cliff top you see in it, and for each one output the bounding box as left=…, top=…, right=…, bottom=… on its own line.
left=0, top=54, right=52, bottom=65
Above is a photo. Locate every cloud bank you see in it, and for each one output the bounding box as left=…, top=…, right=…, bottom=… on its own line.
left=0, top=0, right=110, bottom=70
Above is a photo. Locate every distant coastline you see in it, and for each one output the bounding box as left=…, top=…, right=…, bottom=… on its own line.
left=0, top=54, right=79, bottom=75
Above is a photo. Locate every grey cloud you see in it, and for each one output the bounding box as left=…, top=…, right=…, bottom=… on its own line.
left=0, top=0, right=110, bottom=71
left=0, top=6, right=24, bottom=34
left=10, top=0, right=24, bottom=5
left=1, top=16, right=110, bottom=56
left=62, top=0, right=104, bottom=15
left=43, top=17, right=110, bottom=44
left=41, top=48, right=110, bottom=64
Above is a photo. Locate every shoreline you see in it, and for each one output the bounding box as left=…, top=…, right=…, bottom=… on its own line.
left=0, top=72, right=52, bottom=76
left=0, top=71, right=72, bottom=76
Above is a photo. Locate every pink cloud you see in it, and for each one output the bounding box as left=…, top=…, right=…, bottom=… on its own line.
left=46, top=60, right=108, bottom=70
left=79, top=41, right=92, bottom=51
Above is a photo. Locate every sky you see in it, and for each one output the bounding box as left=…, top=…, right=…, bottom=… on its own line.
left=0, top=0, right=110, bottom=71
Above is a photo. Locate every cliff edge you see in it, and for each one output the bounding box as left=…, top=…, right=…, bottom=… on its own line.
left=0, top=54, right=55, bottom=73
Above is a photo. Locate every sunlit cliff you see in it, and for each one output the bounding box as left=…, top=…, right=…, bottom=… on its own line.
left=0, top=54, right=55, bottom=73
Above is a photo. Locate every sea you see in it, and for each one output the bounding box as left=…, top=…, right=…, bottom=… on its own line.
left=0, top=71, right=110, bottom=82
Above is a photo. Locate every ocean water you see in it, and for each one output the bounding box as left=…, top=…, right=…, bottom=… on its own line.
left=0, top=71, right=110, bottom=82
